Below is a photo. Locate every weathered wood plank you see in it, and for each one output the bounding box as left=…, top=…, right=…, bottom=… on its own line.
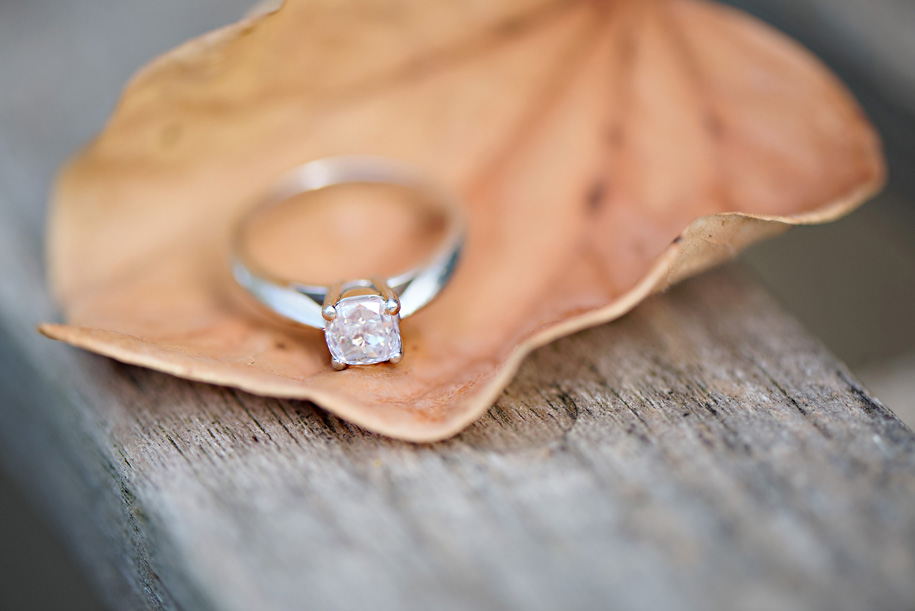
left=3, top=263, right=915, bottom=611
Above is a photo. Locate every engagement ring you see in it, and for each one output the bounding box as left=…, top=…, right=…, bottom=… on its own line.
left=232, top=156, right=465, bottom=370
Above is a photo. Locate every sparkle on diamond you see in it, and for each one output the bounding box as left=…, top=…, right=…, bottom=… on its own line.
left=324, top=295, right=402, bottom=365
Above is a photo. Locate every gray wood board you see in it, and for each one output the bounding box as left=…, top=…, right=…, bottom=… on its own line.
left=3, top=265, right=915, bottom=611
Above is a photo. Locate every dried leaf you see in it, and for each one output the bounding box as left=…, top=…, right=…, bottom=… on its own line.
left=40, top=0, right=883, bottom=441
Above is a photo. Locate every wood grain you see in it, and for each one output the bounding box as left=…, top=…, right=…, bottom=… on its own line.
left=6, top=264, right=915, bottom=611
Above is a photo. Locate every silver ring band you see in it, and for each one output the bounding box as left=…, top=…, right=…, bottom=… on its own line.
left=232, top=155, right=465, bottom=368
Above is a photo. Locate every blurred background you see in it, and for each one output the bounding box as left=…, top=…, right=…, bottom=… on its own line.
left=1, top=0, right=912, bottom=608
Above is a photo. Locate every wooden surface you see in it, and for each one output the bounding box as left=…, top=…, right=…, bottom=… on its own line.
left=2, top=1, right=915, bottom=610
left=4, top=261, right=915, bottom=610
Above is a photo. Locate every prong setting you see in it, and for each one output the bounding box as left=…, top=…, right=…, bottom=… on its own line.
left=331, top=358, right=348, bottom=371
left=322, top=282, right=344, bottom=323
left=372, top=276, right=401, bottom=316
left=388, top=351, right=403, bottom=365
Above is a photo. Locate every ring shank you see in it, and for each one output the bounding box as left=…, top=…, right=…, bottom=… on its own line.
left=232, top=156, right=465, bottom=328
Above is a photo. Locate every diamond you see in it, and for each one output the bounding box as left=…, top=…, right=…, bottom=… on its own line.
left=324, top=295, right=402, bottom=366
